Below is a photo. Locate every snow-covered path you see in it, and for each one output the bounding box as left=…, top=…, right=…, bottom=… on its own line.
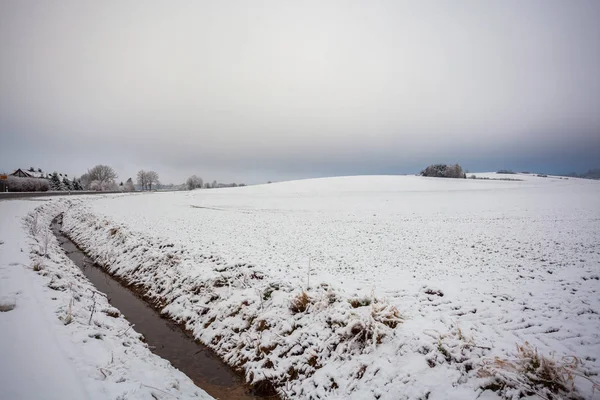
left=0, top=201, right=90, bottom=400
left=0, top=199, right=212, bottom=400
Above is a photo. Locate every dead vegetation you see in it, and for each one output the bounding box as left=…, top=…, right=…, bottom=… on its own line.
left=289, top=291, right=311, bottom=313
left=371, top=302, right=403, bottom=329
left=343, top=302, right=404, bottom=349
left=348, top=296, right=372, bottom=308
left=423, top=288, right=444, bottom=297
left=32, top=260, right=44, bottom=272
left=0, top=299, right=16, bottom=312
left=478, top=342, right=600, bottom=399
left=102, top=308, right=120, bottom=318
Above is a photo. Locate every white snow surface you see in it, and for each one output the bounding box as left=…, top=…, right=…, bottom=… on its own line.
left=47, top=175, right=600, bottom=399
left=0, top=198, right=212, bottom=400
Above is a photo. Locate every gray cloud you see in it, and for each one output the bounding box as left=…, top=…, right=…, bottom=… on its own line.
left=1, top=1, right=599, bottom=183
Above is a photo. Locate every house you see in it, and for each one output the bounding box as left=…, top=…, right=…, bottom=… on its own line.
left=10, top=168, right=47, bottom=179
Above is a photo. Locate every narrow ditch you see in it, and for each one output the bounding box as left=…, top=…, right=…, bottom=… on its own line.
left=51, top=216, right=272, bottom=400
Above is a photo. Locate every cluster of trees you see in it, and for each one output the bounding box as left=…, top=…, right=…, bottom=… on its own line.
left=136, top=170, right=160, bottom=191
left=4, top=165, right=170, bottom=193
left=185, top=175, right=245, bottom=190
left=49, top=172, right=83, bottom=191
left=420, top=164, right=466, bottom=179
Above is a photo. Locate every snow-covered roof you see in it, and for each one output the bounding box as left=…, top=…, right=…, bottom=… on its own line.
left=10, top=169, right=47, bottom=178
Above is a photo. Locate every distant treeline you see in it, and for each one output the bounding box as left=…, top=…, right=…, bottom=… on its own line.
left=565, top=168, right=600, bottom=180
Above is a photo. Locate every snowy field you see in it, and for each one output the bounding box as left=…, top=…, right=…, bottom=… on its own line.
left=5, top=174, right=599, bottom=399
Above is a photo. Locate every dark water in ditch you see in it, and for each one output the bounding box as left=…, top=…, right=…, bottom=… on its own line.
left=51, top=219, right=266, bottom=400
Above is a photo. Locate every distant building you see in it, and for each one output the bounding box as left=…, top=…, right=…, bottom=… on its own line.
left=10, top=168, right=46, bottom=179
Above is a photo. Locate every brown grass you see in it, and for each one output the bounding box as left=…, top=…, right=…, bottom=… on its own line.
left=256, top=319, right=271, bottom=332
left=371, top=303, right=404, bottom=329
left=290, top=291, right=311, bottom=314
left=0, top=300, right=16, bottom=312
left=347, top=320, right=385, bottom=345
left=203, top=316, right=216, bottom=329
left=478, top=342, right=600, bottom=399
left=348, top=296, right=372, bottom=308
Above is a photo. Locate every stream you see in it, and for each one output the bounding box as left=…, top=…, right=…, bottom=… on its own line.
left=51, top=217, right=269, bottom=400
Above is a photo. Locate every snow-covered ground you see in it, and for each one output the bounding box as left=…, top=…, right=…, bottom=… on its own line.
left=0, top=198, right=212, bottom=400
left=3, top=174, right=600, bottom=399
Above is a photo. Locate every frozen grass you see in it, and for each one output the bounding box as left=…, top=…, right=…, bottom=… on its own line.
left=479, top=342, right=600, bottom=399
left=32, top=259, right=44, bottom=272
left=0, top=298, right=16, bottom=312
left=289, top=291, right=311, bottom=313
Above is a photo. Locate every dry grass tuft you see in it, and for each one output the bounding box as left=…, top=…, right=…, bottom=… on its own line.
left=102, top=308, right=120, bottom=318
left=479, top=342, right=600, bottom=399
left=0, top=299, right=16, bottom=312
left=290, top=291, right=311, bottom=314
left=32, top=261, right=44, bottom=272
left=249, top=379, right=278, bottom=397
left=203, top=316, right=217, bottom=329
left=348, top=296, right=372, bottom=308
left=347, top=319, right=385, bottom=346
left=371, top=302, right=404, bottom=329
left=355, top=364, right=367, bottom=380
left=424, top=288, right=444, bottom=297
left=256, top=319, right=271, bottom=332
left=29, top=212, right=40, bottom=236
left=340, top=301, right=404, bottom=351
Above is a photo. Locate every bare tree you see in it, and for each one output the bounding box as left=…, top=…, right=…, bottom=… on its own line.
left=186, top=175, right=203, bottom=190
left=79, top=173, right=91, bottom=190
left=87, top=165, right=117, bottom=184
left=137, top=170, right=159, bottom=191
left=137, top=170, right=147, bottom=190
left=147, top=171, right=159, bottom=191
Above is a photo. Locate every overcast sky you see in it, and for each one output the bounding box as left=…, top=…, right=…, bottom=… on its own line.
left=1, top=1, right=599, bottom=184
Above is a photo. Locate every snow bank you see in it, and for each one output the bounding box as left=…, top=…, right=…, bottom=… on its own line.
left=58, top=175, right=600, bottom=399
left=0, top=198, right=212, bottom=400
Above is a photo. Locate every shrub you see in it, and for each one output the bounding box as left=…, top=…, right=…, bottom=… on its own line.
left=420, top=164, right=466, bottom=179
left=6, top=176, right=50, bottom=192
